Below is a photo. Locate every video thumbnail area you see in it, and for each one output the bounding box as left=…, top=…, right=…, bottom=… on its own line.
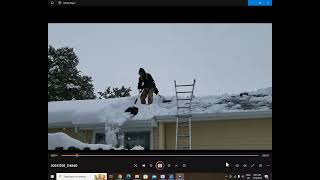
left=48, top=23, right=272, bottom=150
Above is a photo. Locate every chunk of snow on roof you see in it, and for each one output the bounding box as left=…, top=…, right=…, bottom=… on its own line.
left=233, top=104, right=241, bottom=109
left=249, top=87, right=272, bottom=96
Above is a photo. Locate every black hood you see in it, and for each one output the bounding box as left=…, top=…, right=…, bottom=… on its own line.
left=139, top=68, right=146, bottom=74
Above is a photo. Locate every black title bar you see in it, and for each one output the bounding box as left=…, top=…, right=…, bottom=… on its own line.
left=48, top=0, right=248, bottom=7
left=48, top=6, right=272, bottom=23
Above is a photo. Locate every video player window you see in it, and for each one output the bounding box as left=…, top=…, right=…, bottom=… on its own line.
left=48, top=23, right=272, bottom=151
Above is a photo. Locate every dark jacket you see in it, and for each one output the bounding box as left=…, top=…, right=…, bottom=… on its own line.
left=138, top=73, right=155, bottom=89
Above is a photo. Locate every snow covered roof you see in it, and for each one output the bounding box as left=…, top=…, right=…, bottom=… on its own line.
left=48, top=87, right=272, bottom=127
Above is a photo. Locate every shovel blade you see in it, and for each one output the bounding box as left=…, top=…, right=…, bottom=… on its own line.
left=125, top=106, right=139, bottom=115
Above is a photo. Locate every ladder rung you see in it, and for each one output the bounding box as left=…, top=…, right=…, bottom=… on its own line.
left=177, top=118, right=191, bottom=121
left=177, top=146, right=190, bottom=149
left=176, top=91, right=193, bottom=93
left=178, top=125, right=189, bottom=128
left=178, top=120, right=189, bottom=123
left=178, top=118, right=190, bottom=121
left=177, top=98, right=192, bottom=101
left=177, top=115, right=191, bottom=118
left=178, top=121, right=189, bottom=125
left=176, top=84, right=193, bottom=87
left=177, top=106, right=190, bottom=109
left=178, top=117, right=191, bottom=121
left=177, top=135, right=190, bottom=138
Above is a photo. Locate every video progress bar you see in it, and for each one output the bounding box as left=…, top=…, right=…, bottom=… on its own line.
left=61, top=154, right=260, bottom=157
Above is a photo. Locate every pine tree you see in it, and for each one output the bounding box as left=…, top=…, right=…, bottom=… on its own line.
left=48, top=46, right=96, bottom=101
left=98, top=86, right=131, bottom=99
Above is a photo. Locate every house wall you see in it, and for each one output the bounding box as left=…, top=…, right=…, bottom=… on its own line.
left=155, top=118, right=272, bottom=150
left=158, top=122, right=166, bottom=150
left=152, top=127, right=159, bottom=150
left=48, top=128, right=93, bottom=144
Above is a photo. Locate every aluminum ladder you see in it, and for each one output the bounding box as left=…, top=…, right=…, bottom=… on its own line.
left=174, top=79, right=196, bottom=150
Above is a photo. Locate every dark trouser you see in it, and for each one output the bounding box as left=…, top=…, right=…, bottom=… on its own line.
left=140, top=88, right=154, bottom=105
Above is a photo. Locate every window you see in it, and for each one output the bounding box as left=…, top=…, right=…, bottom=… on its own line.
left=95, top=133, right=106, bottom=144
left=124, top=132, right=150, bottom=150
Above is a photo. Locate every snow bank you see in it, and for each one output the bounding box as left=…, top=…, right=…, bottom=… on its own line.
left=48, top=132, right=113, bottom=150
left=48, top=132, right=144, bottom=150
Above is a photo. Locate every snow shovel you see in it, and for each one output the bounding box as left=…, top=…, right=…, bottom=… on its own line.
left=154, top=87, right=172, bottom=103
left=158, top=94, right=172, bottom=103
left=124, top=91, right=141, bottom=116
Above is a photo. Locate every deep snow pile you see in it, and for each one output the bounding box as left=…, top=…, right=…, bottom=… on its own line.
left=48, top=96, right=134, bottom=126
left=48, top=132, right=144, bottom=150
left=214, top=87, right=272, bottom=111
left=130, top=145, right=145, bottom=150
left=48, top=87, right=272, bottom=125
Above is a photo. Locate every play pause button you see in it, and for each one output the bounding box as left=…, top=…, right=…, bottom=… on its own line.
left=156, top=161, right=165, bottom=170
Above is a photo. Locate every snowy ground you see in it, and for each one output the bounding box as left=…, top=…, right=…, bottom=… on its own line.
left=48, top=132, right=144, bottom=150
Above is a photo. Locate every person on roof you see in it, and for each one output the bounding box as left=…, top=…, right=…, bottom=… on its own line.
left=138, top=68, right=158, bottom=105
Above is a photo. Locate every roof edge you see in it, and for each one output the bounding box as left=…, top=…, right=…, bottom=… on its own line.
left=48, top=110, right=272, bottom=128
left=154, top=109, right=272, bottom=123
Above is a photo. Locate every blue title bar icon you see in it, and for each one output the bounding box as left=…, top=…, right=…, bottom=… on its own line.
left=248, top=0, right=272, bottom=6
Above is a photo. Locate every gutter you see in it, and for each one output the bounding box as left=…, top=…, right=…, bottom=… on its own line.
left=153, top=110, right=272, bottom=123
